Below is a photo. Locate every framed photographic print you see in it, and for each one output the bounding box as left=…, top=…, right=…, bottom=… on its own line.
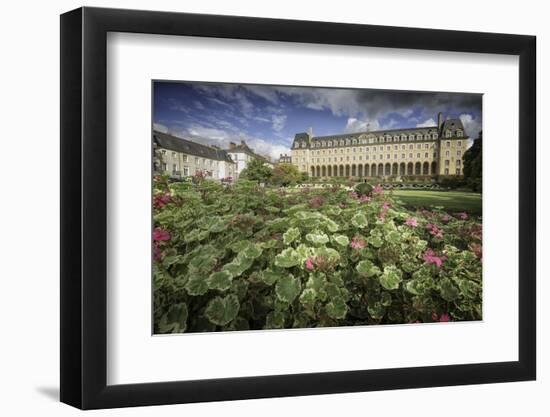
left=60, top=6, right=536, bottom=409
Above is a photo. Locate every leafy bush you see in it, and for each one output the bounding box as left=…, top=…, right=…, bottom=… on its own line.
left=153, top=178, right=482, bottom=333
left=354, top=182, right=373, bottom=196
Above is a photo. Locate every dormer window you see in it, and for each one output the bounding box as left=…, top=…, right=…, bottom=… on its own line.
left=446, top=130, right=452, bottom=138
left=457, top=130, right=463, bottom=137
left=432, top=133, right=438, bottom=139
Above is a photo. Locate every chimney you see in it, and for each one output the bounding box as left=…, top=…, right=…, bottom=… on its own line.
left=437, top=112, right=443, bottom=130
left=229, top=142, right=236, bottom=150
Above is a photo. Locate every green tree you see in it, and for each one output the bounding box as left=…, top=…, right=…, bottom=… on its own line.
left=463, top=130, right=482, bottom=192
left=271, top=163, right=303, bottom=186
left=239, top=158, right=273, bottom=183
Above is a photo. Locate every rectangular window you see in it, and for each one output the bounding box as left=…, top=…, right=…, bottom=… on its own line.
left=424, top=153, right=428, bottom=158
left=424, top=144, right=429, bottom=149
left=445, top=168, right=449, bottom=175
left=456, top=168, right=461, bottom=175
left=172, top=163, right=177, bottom=172
left=183, top=166, right=189, bottom=176
left=445, top=160, right=450, bottom=166
left=195, top=157, right=199, bottom=164
left=445, top=151, right=450, bottom=157
left=457, top=150, right=462, bottom=157
left=401, top=153, right=405, bottom=158
left=182, top=154, right=188, bottom=162
left=386, top=154, right=390, bottom=159
left=457, top=141, right=462, bottom=147
left=416, top=153, right=420, bottom=158
left=409, top=153, right=412, bottom=158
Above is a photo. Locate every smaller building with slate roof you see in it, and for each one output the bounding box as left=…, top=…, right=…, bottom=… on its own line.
left=153, top=131, right=237, bottom=180
left=226, top=140, right=274, bottom=178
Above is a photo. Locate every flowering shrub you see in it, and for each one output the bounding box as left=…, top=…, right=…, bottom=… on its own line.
left=153, top=178, right=482, bottom=333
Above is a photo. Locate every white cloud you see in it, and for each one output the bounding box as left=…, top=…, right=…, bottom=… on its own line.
left=271, top=114, right=287, bottom=132
left=416, top=118, right=437, bottom=128
left=194, top=100, right=205, bottom=110
left=153, top=122, right=169, bottom=133
left=459, top=113, right=482, bottom=140
left=344, top=117, right=380, bottom=133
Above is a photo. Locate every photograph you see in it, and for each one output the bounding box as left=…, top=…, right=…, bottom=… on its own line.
left=151, top=81, right=483, bottom=334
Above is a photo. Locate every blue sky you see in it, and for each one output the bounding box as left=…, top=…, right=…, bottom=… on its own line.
left=153, top=81, right=482, bottom=160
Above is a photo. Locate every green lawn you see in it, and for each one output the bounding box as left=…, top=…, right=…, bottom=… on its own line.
left=392, top=190, right=482, bottom=215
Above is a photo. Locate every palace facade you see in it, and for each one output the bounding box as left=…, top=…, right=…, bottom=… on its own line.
left=291, top=113, right=468, bottom=178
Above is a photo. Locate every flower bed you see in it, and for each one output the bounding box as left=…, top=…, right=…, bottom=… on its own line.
left=153, top=176, right=482, bottom=333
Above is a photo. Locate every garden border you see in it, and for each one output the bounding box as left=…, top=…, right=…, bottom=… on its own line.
left=60, top=7, right=536, bottom=409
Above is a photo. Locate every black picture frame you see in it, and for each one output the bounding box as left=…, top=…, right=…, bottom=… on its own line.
left=60, top=6, right=536, bottom=410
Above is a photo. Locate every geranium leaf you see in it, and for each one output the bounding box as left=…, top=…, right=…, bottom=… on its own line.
left=204, top=294, right=240, bottom=326
left=379, top=265, right=403, bottom=290
left=275, top=274, right=302, bottom=303
left=206, top=270, right=233, bottom=291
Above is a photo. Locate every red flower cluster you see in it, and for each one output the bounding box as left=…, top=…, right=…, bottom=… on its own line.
left=153, top=192, right=171, bottom=209
left=379, top=201, right=391, bottom=221
left=432, top=312, right=451, bottom=322
left=425, top=223, right=444, bottom=239
left=423, top=249, right=447, bottom=267
left=350, top=236, right=366, bottom=250
left=153, top=227, right=171, bottom=242
left=152, top=227, right=171, bottom=262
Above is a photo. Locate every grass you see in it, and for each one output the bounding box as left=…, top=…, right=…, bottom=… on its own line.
left=392, top=190, right=482, bottom=215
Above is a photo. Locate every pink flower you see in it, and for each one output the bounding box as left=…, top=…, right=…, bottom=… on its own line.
left=425, top=223, right=443, bottom=239
left=439, top=313, right=451, bottom=322
left=441, top=214, right=451, bottom=222
left=360, top=195, right=371, bottom=203
left=457, top=212, right=469, bottom=220
left=349, top=192, right=359, bottom=200
left=153, top=227, right=171, bottom=242
left=423, top=249, right=447, bottom=267
left=153, top=193, right=171, bottom=209
left=153, top=244, right=163, bottom=261
left=382, top=202, right=391, bottom=210
left=372, top=184, right=384, bottom=194
left=431, top=312, right=439, bottom=321
left=305, top=258, right=315, bottom=271
left=350, top=236, right=366, bottom=250
left=405, top=217, right=418, bottom=227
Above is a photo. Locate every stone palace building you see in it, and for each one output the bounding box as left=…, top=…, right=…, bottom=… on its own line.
left=291, top=113, right=468, bottom=178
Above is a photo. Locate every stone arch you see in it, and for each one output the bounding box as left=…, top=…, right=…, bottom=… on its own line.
left=345, top=165, right=351, bottom=177
left=351, top=164, right=357, bottom=177
left=399, top=162, right=406, bottom=176
left=339, top=165, right=344, bottom=177
left=407, top=162, right=414, bottom=175
left=327, top=165, right=332, bottom=177
left=384, top=163, right=391, bottom=176
left=371, top=163, right=377, bottom=176
left=431, top=161, right=437, bottom=175
left=311, top=166, right=315, bottom=177
left=415, top=162, right=421, bottom=175
left=322, top=166, right=327, bottom=177
left=392, top=163, right=398, bottom=175
left=334, top=165, right=338, bottom=177
left=378, top=163, right=384, bottom=176
left=422, top=162, right=429, bottom=175
left=358, top=164, right=363, bottom=177
left=364, top=164, right=370, bottom=177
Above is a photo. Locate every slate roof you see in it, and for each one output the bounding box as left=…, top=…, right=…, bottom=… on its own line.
left=229, top=141, right=272, bottom=164
left=292, top=115, right=468, bottom=148
left=441, top=119, right=467, bottom=137
left=153, top=131, right=234, bottom=163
